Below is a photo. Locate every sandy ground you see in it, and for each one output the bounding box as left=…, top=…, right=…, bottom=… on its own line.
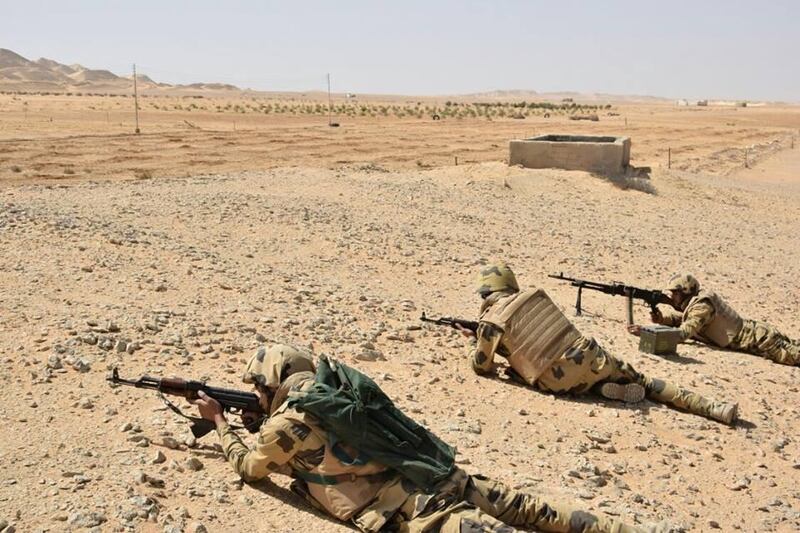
left=0, top=95, right=799, bottom=533
left=1, top=94, right=799, bottom=185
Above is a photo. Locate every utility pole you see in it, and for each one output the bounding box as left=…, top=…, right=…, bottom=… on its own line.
left=133, top=63, right=140, bottom=134
left=326, top=73, right=332, bottom=126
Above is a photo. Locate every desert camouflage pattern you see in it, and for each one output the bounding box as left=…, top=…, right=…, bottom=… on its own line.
left=388, top=468, right=643, bottom=532
left=681, top=291, right=743, bottom=347
left=536, top=336, right=730, bottom=422
left=659, top=299, right=715, bottom=339
left=242, top=343, right=316, bottom=390
left=476, top=263, right=519, bottom=297
left=218, top=372, right=402, bottom=526
left=665, top=273, right=700, bottom=295
left=471, top=302, right=732, bottom=423
left=221, top=344, right=641, bottom=532
left=660, top=296, right=799, bottom=365
left=730, top=319, right=800, bottom=366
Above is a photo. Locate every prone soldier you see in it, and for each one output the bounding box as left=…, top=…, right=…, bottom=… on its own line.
left=464, top=263, right=737, bottom=425
left=628, top=273, right=799, bottom=366
left=191, top=343, right=654, bottom=533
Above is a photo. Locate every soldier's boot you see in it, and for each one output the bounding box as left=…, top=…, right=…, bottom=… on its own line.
left=707, top=401, right=738, bottom=425
left=598, top=382, right=646, bottom=403
left=645, top=378, right=738, bottom=426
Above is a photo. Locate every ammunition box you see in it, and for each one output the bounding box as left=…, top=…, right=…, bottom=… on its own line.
left=639, top=325, right=682, bottom=355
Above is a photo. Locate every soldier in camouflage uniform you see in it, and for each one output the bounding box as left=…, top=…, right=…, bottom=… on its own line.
left=191, top=343, right=650, bottom=533
left=629, top=273, right=799, bottom=366
left=464, top=263, right=737, bottom=426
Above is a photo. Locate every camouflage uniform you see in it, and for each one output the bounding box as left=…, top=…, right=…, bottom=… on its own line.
left=471, top=307, right=731, bottom=424
left=660, top=273, right=799, bottom=366
left=471, top=265, right=736, bottom=425
left=660, top=302, right=800, bottom=367
left=215, top=344, right=644, bottom=533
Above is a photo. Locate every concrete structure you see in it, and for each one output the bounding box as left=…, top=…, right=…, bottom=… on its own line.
left=509, top=134, right=631, bottom=176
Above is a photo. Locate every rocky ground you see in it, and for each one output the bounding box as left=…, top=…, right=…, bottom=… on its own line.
left=0, top=157, right=799, bottom=532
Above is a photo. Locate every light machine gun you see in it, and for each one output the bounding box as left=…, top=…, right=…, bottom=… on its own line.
left=548, top=272, right=670, bottom=325
left=107, top=368, right=266, bottom=438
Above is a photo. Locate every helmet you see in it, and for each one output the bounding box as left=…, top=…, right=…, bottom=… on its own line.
left=476, top=262, right=519, bottom=297
left=242, top=344, right=315, bottom=390
left=665, top=273, right=700, bottom=295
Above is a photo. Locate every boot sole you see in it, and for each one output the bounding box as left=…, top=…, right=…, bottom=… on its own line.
left=599, top=382, right=646, bottom=403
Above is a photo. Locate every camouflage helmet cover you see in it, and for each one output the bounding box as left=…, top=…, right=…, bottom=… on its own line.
left=665, top=273, right=700, bottom=295
left=476, top=262, right=519, bottom=297
left=243, top=344, right=316, bottom=390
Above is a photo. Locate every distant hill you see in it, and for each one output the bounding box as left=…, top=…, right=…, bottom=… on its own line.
left=0, top=48, right=240, bottom=94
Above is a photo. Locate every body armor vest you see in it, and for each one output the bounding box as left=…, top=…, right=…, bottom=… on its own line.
left=480, top=289, right=581, bottom=385
left=686, top=290, right=744, bottom=347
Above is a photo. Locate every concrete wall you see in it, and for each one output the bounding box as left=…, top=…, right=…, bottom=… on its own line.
left=509, top=135, right=631, bottom=176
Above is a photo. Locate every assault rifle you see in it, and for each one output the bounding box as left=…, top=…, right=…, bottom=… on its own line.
left=548, top=272, right=670, bottom=324
left=107, top=368, right=266, bottom=438
left=420, top=312, right=479, bottom=333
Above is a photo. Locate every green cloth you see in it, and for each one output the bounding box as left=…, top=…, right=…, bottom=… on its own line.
left=288, top=356, right=456, bottom=492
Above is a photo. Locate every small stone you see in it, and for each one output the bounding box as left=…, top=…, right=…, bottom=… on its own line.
left=187, top=522, right=208, bottom=533
left=72, top=358, right=91, bottom=373
left=162, top=437, right=181, bottom=450
left=115, top=340, right=128, bottom=353
left=46, top=355, right=62, bottom=370
left=728, top=478, right=750, bottom=491
left=151, top=451, right=167, bottom=464
left=67, top=511, right=106, bottom=528
left=78, top=398, right=94, bottom=409
left=708, top=520, right=721, bottom=529
left=772, top=437, right=790, bottom=452
left=355, top=348, right=385, bottom=362
left=119, top=422, right=133, bottom=432
left=185, top=457, right=204, bottom=471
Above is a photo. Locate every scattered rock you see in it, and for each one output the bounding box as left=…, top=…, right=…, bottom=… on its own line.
left=72, top=358, right=92, bottom=373
left=162, top=437, right=181, bottom=450
left=67, top=511, right=106, bottom=528
left=187, top=522, right=208, bottom=533
left=185, top=457, right=204, bottom=471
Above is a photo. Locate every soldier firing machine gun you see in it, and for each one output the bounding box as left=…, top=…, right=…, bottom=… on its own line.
left=548, top=272, right=670, bottom=325
left=107, top=368, right=266, bottom=438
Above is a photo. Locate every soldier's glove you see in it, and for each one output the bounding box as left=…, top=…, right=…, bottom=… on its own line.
left=650, top=309, right=664, bottom=324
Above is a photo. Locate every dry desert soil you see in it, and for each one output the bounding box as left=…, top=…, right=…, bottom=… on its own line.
left=0, top=94, right=799, bottom=533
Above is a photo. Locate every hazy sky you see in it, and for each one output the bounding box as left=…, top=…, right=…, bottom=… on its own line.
left=4, top=0, right=799, bottom=101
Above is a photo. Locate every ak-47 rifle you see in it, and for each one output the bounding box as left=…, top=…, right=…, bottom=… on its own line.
left=420, top=312, right=479, bottom=333
left=548, top=272, right=670, bottom=324
left=107, top=368, right=266, bottom=438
